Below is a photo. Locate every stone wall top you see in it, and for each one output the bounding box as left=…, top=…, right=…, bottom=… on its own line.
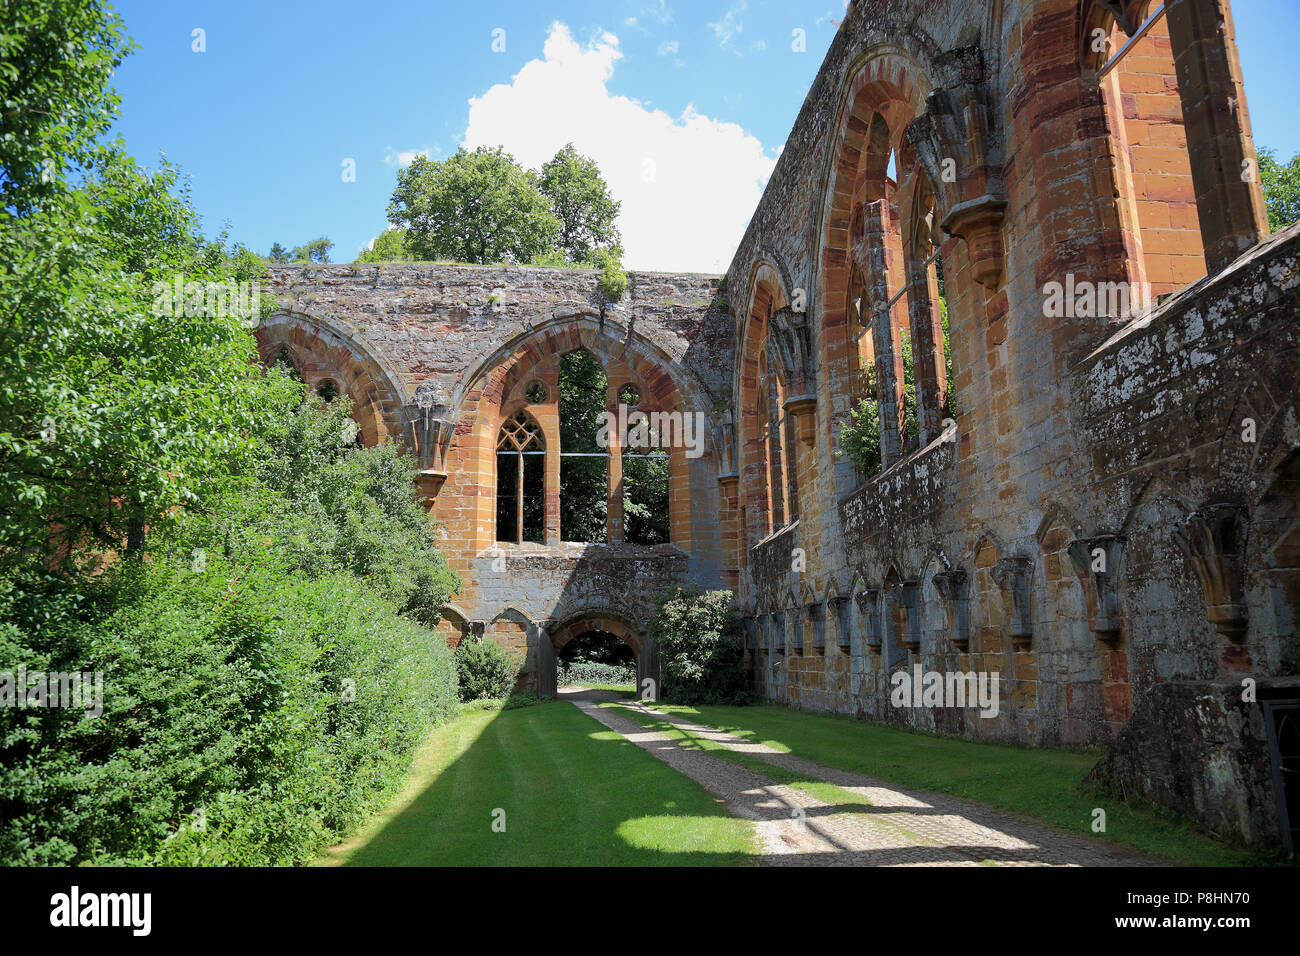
left=260, top=262, right=734, bottom=404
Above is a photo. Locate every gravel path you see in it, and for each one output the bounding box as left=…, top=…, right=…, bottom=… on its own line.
left=563, top=688, right=1157, bottom=867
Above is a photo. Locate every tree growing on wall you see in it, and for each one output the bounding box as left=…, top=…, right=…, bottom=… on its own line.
left=386, top=146, right=560, bottom=264
left=538, top=143, right=622, bottom=264
left=381, top=144, right=624, bottom=273
left=356, top=227, right=411, bottom=263
left=290, top=236, right=333, bottom=264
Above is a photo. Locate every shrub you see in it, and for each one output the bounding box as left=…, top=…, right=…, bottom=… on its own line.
left=649, top=587, right=748, bottom=705
left=557, top=660, right=636, bottom=687
left=0, top=555, right=458, bottom=866
left=594, top=248, right=627, bottom=301
left=454, top=637, right=518, bottom=701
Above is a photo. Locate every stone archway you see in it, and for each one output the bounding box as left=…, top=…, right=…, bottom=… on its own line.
left=540, top=612, right=658, bottom=700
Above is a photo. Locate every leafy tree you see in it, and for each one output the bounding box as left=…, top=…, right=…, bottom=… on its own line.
left=0, top=0, right=463, bottom=869
left=0, top=0, right=132, bottom=214
left=267, top=241, right=290, bottom=262
left=386, top=146, right=559, bottom=263
left=356, top=227, right=410, bottom=263
left=1259, top=148, right=1300, bottom=232
left=558, top=350, right=608, bottom=542
left=558, top=630, right=634, bottom=665
left=650, top=587, right=747, bottom=705
left=290, top=236, right=333, bottom=264
left=623, top=452, right=669, bottom=544
left=175, top=390, right=459, bottom=626
left=538, top=143, right=621, bottom=263
left=0, top=142, right=290, bottom=569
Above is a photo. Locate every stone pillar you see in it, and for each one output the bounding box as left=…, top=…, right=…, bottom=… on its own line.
left=906, top=247, right=948, bottom=446
left=1166, top=0, right=1269, bottom=272
left=856, top=199, right=906, bottom=467
left=606, top=385, right=624, bottom=543
left=636, top=639, right=660, bottom=700
left=531, top=620, right=557, bottom=699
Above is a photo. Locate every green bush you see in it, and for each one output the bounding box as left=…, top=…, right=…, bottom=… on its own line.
left=454, top=637, right=519, bottom=702
left=594, top=248, right=627, bottom=301
left=649, top=587, right=749, bottom=705
left=0, top=554, right=458, bottom=866
left=557, top=660, right=636, bottom=687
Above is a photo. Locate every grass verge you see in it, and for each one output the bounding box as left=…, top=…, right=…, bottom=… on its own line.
left=620, top=701, right=1283, bottom=867
left=317, top=698, right=757, bottom=866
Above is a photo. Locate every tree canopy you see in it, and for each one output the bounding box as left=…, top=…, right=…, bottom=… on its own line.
left=383, top=144, right=621, bottom=266
left=387, top=146, right=560, bottom=264
left=538, top=143, right=622, bottom=264
left=1260, top=148, right=1300, bottom=233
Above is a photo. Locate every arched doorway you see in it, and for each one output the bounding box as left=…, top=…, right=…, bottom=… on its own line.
left=540, top=613, right=658, bottom=700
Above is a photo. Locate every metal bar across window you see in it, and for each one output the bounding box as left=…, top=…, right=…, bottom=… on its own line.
left=1097, top=3, right=1167, bottom=80
left=854, top=247, right=942, bottom=343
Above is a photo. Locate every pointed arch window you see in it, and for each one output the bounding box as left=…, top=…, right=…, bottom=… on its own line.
left=496, top=410, right=546, bottom=544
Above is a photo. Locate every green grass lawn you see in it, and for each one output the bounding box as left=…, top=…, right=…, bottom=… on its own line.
left=624, top=701, right=1286, bottom=867
left=317, top=699, right=757, bottom=866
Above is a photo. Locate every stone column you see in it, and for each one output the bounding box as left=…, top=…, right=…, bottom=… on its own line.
left=1166, top=0, right=1269, bottom=272
left=906, top=245, right=948, bottom=446
left=530, top=620, right=557, bottom=698
left=606, top=384, right=624, bottom=543
left=856, top=199, right=906, bottom=467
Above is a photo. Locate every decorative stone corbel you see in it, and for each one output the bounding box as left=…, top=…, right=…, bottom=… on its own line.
left=403, top=382, right=456, bottom=497
left=1067, top=534, right=1127, bottom=642
left=903, top=46, right=1008, bottom=291
left=1172, top=503, right=1249, bottom=642
left=992, top=556, right=1034, bottom=650
left=932, top=568, right=971, bottom=651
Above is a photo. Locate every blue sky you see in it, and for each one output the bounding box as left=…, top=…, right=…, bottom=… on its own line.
left=106, top=0, right=1299, bottom=273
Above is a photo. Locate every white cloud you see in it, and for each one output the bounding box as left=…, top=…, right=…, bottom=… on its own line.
left=383, top=145, right=432, bottom=167
left=461, top=23, right=775, bottom=274
left=657, top=39, right=679, bottom=56
left=709, top=1, right=747, bottom=48
left=640, top=1, right=674, bottom=26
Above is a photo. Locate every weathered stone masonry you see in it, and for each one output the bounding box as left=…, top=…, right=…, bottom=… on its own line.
left=256, top=265, right=736, bottom=696
left=723, top=0, right=1296, bottom=848
left=256, top=0, right=1299, bottom=849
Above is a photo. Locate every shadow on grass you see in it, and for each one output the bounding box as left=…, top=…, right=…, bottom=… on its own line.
left=334, top=700, right=754, bottom=866
left=641, top=702, right=1287, bottom=866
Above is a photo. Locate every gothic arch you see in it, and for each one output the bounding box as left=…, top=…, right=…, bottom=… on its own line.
left=257, top=309, right=408, bottom=446
left=738, top=262, right=793, bottom=550
left=451, top=312, right=715, bottom=553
